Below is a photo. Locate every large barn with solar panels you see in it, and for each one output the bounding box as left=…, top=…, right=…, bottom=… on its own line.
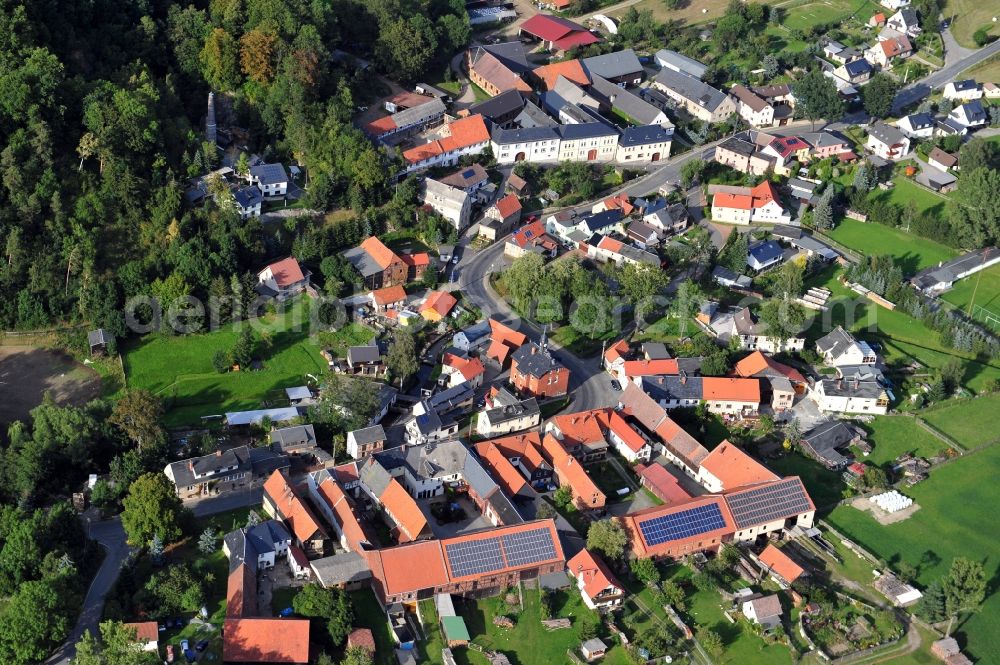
left=624, top=476, right=815, bottom=559
left=364, top=520, right=566, bottom=605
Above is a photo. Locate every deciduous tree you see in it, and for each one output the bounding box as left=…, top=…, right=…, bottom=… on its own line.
left=586, top=518, right=628, bottom=562
left=121, top=473, right=185, bottom=546
left=110, top=390, right=164, bottom=449
left=793, top=69, right=842, bottom=129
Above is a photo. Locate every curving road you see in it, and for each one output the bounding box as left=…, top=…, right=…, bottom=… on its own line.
left=46, top=518, right=132, bottom=665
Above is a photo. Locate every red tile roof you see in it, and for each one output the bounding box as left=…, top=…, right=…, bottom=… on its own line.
left=605, top=410, right=647, bottom=454
left=767, top=136, right=810, bottom=159
left=486, top=319, right=529, bottom=364
left=485, top=432, right=548, bottom=475
left=123, top=622, right=159, bottom=643
left=733, top=350, right=806, bottom=384
left=227, top=564, right=256, bottom=617
left=223, top=618, right=310, bottom=663
left=758, top=544, right=805, bottom=583
left=621, top=358, right=680, bottom=378
left=365, top=115, right=397, bottom=136
left=401, top=252, right=430, bottom=267
left=360, top=237, right=401, bottom=270
left=475, top=441, right=530, bottom=497
left=520, top=14, right=589, bottom=42
left=263, top=470, right=327, bottom=544
left=702, top=377, right=761, bottom=403
left=533, top=59, right=590, bottom=90
left=314, top=474, right=369, bottom=552
left=442, top=519, right=565, bottom=582
left=602, top=194, right=634, bottom=215
left=550, top=409, right=607, bottom=447
left=698, top=440, right=778, bottom=490
left=595, top=235, right=624, bottom=253
left=713, top=192, right=753, bottom=210
left=567, top=549, right=623, bottom=600
left=554, top=32, right=601, bottom=50
left=403, top=115, right=491, bottom=164
left=263, top=257, right=306, bottom=288
left=380, top=478, right=427, bottom=542
left=372, top=285, right=407, bottom=306
left=604, top=339, right=630, bottom=364
left=332, top=461, right=360, bottom=486
left=444, top=352, right=486, bottom=381
left=420, top=290, right=458, bottom=318
left=510, top=219, right=550, bottom=249
left=636, top=463, right=692, bottom=504
left=542, top=433, right=605, bottom=509
left=495, top=194, right=522, bottom=219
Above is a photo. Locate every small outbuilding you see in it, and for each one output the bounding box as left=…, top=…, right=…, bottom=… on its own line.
left=580, top=638, right=608, bottom=661
left=88, top=328, right=110, bottom=356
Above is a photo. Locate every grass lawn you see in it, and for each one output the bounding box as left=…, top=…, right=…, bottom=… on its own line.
left=940, top=263, right=1000, bottom=321
left=634, top=315, right=702, bottom=344
left=945, top=0, right=1000, bottom=48
left=962, top=54, right=1000, bottom=84
left=826, top=444, right=1000, bottom=663
left=453, top=583, right=632, bottom=665
left=871, top=176, right=951, bottom=218
left=858, top=415, right=950, bottom=466
left=804, top=267, right=1000, bottom=393
left=826, top=218, right=957, bottom=274
left=350, top=589, right=397, bottom=665
left=920, top=395, right=1000, bottom=448
left=588, top=461, right=633, bottom=499
left=550, top=324, right=618, bottom=358
left=608, top=0, right=764, bottom=25
left=124, top=298, right=328, bottom=427
left=781, top=0, right=878, bottom=32
left=316, top=321, right=376, bottom=358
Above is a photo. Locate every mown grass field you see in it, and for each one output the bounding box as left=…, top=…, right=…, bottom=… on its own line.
left=944, top=0, right=1000, bottom=48
left=780, top=0, right=878, bottom=32
left=859, top=415, right=950, bottom=465
left=827, top=443, right=1000, bottom=663
left=124, top=298, right=328, bottom=427
left=804, top=267, right=1000, bottom=393
left=920, top=394, right=1000, bottom=448
left=940, top=263, right=1000, bottom=316
left=826, top=218, right=956, bottom=275
left=870, top=177, right=951, bottom=220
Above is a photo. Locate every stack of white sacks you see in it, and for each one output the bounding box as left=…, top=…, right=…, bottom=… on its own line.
left=870, top=490, right=912, bottom=514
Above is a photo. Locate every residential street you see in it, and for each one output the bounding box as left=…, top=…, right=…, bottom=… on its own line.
left=892, top=38, right=1000, bottom=113
left=46, top=519, right=131, bottom=665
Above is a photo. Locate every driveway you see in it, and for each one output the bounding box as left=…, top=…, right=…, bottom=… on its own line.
left=46, top=519, right=132, bottom=665
left=892, top=39, right=1000, bottom=113
left=189, top=486, right=265, bottom=518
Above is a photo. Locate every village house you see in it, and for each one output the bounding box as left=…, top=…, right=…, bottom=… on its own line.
left=420, top=290, right=458, bottom=322
left=466, top=43, right=532, bottom=97
left=799, top=420, right=862, bottom=469
left=710, top=181, right=789, bottom=225
left=867, top=122, right=911, bottom=160
left=866, top=35, right=913, bottom=68
left=164, top=445, right=289, bottom=498
left=733, top=350, right=807, bottom=412
left=504, top=219, right=559, bottom=259
left=473, top=439, right=534, bottom=501
left=730, top=85, right=775, bottom=128
left=465, top=90, right=527, bottom=129
left=248, top=163, right=288, bottom=198
left=812, top=375, right=890, bottom=415
left=440, top=350, right=486, bottom=389
left=583, top=234, right=660, bottom=267
left=479, top=194, right=522, bottom=241
left=927, top=147, right=958, bottom=172
left=542, top=433, right=607, bottom=510
left=402, top=114, right=492, bottom=172
left=421, top=178, right=472, bottom=231
left=713, top=134, right=775, bottom=175
left=476, top=386, right=541, bottom=437
left=949, top=100, right=987, bottom=129
left=557, top=122, right=620, bottom=163
left=438, top=163, right=490, bottom=198
left=582, top=49, right=644, bottom=87
left=651, top=68, right=737, bottom=123
left=343, top=237, right=409, bottom=289
left=263, top=469, right=331, bottom=556
left=492, top=126, right=562, bottom=165
left=833, top=58, right=873, bottom=85
left=480, top=432, right=553, bottom=488
left=701, top=304, right=805, bottom=353
left=895, top=112, right=936, bottom=139
left=643, top=201, right=689, bottom=235
left=510, top=340, right=570, bottom=398
left=532, top=59, right=591, bottom=91
left=452, top=320, right=492, bottom=352
left=695, top=440, right=778, bottom=493
left=640, top=374, right=761, bottom=417
left=567, top=549, right=625, bottom=611
left=485, top=318, right=529, bottom=368
left=743, top=594, right=783, bottom=630
left=615, top=124, right=672, bottom=163
left=636, top=462, right=692, bottom=504
left=364, top=92, right=446, bottom=141
left=234, top=186, right=263, bottom=219
left=759, top=135, right=811, bottom=175
left=346, top=425, right=387, bottom=460
left=802, top=131, right=851, bottom=160
left=122, top=623, right=159, bottom=653
left=816, top=326, right=878, bottom=366
left=758, top=544, right=806, bottom=586
left=590, top=75, right=672, bottom=127
left=358, top=457, right=431, bottom=542
left=256, top=257, right=309, bottom=301
left=370, top=285, right=407, bottom=314
left=885, top=7, right=920, bottom=36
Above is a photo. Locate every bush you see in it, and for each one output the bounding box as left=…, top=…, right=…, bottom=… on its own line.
left=212, top=350, right=230, bottom=373
left=973, top=28, right=991, bottom=47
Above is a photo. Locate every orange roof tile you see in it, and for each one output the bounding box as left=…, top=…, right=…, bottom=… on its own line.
left=347, top=628, right=376, bottom=652
left=123, top=622, right=159, bottom=643
left=702, top=377, right=761, bottom=402
left=442, top=114, right=491, bottom=151
left=568, top=549, right=623, bottom=600
left=759, top=544, right=805, bottom=583
left=227, top=564, right=256, bottom=617
left=223, top=618, right=310, bottom=663
left=380, top=478, right=427, bottom=542
left=621, top=358, right=680, bottom=378
left=604, top=338, right=630, bottom=364
left=495, top=194, right=522, bottom=219
left=315, top=475, right=369, bottom=551
left=401, top=252, right=430, bottom=267
left=333, top=461, right=360, bottom=485
left=603, top=194, right=634, bottom=215
left=542, top=434, right=605, bottom=509
left=698, top=440, right=778, bottom=490
left=420, top=290, right=458, bottom=318
left=597, top=236, right=624, bottom=253
left=636, top=463, right=692, bottom=504
left=653, top=417, right=710, bottom=468
left=365, top=115, right=397, bottom=135
left=263, top=257, right=305, bottom=288
left=475, top=441, right=530, bottom=497
left=605, top=410, right=647, bottom=453
left=489, top=318, right=528, bottom=347
left=533, top=59, right=590, bottom=91
left=550, top=409, right=608, bottom=446
left=733, top=350, right=806, bottom=384
left=372, top=285, right=407, bottom=306
left=360, top=236, right=401, bottom=270
left=371, top=540, right=450, bottom=595
left=486, top=432, right=547, bottom=474
left=713, top=192, right=754, bottom=210
left=263, top=470, right=327, bottom=544
left=486, top=338, right=513, bottom=365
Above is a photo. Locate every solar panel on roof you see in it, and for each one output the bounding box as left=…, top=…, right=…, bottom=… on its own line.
left=501, top=527, right=557, bottom=567
left=638, top=503, right=726, bottom=546
left=446, top=538, right=505, bottom=578
left=462, top=169, right=475, bottom=178
left=725, top=479, right=812, bottom=529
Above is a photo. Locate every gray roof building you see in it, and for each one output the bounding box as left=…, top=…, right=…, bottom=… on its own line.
left=491, top=126, right=560, bottom=145
left=510, top=342, right=562, bottom=378
left=249, top=163, right=288, bottom=186
left=653, top=68, right=730, bottom=112
left=868, top=121, right=906, bottom=147
left=348, top=424, right=387, bottom=446
left=800, top=420, right=858, bottom=468
left=654, top=49, right=707, bottom=79
left=619, top=124, right=673, bottom=147
left=342, top=246, right=382, bottom=278
left=467, top=89, right=525, bottom=123
left=270, top=424, right=318, bottom=451
left=310, top=551, right=373, bottom=586
left=581, top=49, right=644, bottom=82
left=234, top=186, right=263, bottom=209
left=589, top=75, right=669, bottom=127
